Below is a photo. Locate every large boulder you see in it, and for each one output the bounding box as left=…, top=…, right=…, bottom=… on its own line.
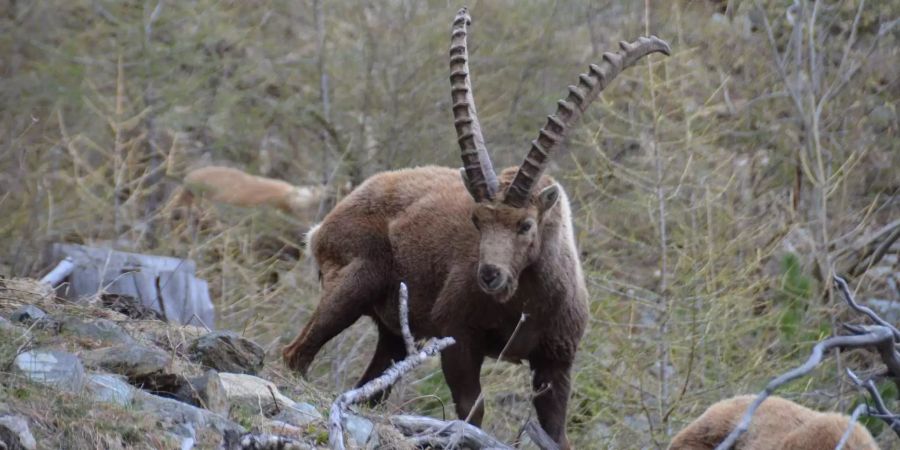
left=176, top=370, right=229, bottom=415
left=134, top=390, right=243, bottom=435
left=13, top=350, right=85, bottom=392
left=189, top=331, right=264, bottom=375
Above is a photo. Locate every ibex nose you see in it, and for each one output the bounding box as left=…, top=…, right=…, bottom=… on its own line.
left=478, top=264, right=504, bottom=291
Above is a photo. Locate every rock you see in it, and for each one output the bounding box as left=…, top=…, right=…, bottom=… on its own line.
left=272, top=402, right=322, bottom=427
left=134, top=390, right=243, bottom=435
left=86, top=373, right=135, bottom=406
left=9, top=305, right=46, bottom=325
left=13, top=350, right=85, bottom=392
left=219, top=373, right=297, bottom=415
left=0, top=414, right=37, bottom=450
left=176, top=370, right=229, bottom=415
left=189, top=331, right=264, bottom=375
left=60, top=317, right=134, bottom=347
left=82, top=343, right=171, bottom=380
left=344, top=413, right=374, bottom=447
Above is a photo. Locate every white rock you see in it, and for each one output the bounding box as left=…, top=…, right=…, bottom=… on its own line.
left=13, top=350, right=85, bottom=392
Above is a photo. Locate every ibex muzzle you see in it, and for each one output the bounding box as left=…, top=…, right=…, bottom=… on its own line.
left=283, top=7, right=670, bottom=450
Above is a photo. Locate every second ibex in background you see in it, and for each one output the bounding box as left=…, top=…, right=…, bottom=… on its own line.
left=282, top=7, right=670, bottom=448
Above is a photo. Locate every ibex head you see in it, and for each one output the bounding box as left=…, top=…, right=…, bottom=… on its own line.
left=449, top=7, right=670, bottom=300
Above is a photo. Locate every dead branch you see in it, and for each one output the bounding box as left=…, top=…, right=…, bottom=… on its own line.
left=390, top=415, right=512, bottom=450
left=524, top=419, right=561, bottom=450
left=846, top=369, right=900, bottom=438
left=834, top=402, right=868, bottom=450
left=398, top=282, right=416, bottom=356
left=835, top=275, right=900, bottom=343
left=328, top=336, right=456, bottom=449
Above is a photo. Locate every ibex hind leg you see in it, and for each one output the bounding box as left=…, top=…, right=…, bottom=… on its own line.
left=355, top=322, right=407, bottom=407
left=283, top=258, right=389, bottom=375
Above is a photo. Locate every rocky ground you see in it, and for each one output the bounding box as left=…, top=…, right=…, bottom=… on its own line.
left=0, top=278, right=390, bottom=450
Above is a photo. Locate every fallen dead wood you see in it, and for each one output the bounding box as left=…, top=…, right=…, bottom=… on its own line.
left=714, top=276, right=900, bottom=450
left=389, top=415, right=512, bottom=450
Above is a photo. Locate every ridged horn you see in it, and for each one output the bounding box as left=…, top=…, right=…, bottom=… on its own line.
left=503, top=36, right=672, bottom=207
left=449, top=7, right=499, bottom=201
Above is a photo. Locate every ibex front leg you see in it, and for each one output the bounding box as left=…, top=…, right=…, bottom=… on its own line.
left=531, top=357, right=574, bottom=450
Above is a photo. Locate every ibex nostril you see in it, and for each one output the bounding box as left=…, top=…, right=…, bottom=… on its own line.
left=479, top=265, right=503, bottom=288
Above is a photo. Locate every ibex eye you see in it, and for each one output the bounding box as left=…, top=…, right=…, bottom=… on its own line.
left=518, top=220, right=533, bottom=234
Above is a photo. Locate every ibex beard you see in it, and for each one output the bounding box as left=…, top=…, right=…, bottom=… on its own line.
left=282, top=7, right=670, bottom=450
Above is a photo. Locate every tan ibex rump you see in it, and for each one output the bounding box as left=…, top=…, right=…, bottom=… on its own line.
left=669, top=395, right=879, bottom=450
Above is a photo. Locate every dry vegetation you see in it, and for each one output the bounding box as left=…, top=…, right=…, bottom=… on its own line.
left=1, top=0, right=898, bottom=448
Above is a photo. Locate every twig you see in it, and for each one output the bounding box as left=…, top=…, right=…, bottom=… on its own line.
left=835, top=275, right=900, bottom=342
left=714, top=329, right=895, bottom=450
left=846, top=369, right=900, bottom=437
left=398, top=282, right=416, bottom=355
left=524, top=419, right=561, bottom=450
left=834, top=402, right=867, bottom=450
left=39, top=257, right=76, bottom=287
left=328, top=337, right=456, bottom=450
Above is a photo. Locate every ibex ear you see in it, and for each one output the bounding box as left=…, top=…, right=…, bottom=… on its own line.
left=459, top=167, right=479, bottom=201
left=537, top=184, right=560, bottom=214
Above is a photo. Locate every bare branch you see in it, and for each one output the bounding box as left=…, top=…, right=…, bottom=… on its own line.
left=846, top=369, right=900, bottom=438
left=524, top=419, right=561, bottom=450
left=328, top=337, right=456, bottom=450
left=398, top=282, right=416, bottom=355
left=835, top=275, right=900, bottom=342
left=714, top=329, right=895, bottom=450
left=834, top=402, right=867, bottom=450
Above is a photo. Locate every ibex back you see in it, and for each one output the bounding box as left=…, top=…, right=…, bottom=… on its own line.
left=282, top=8, right=670, bottom=449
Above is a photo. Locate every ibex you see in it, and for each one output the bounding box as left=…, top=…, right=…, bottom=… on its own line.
left=175, top=166, right=328, bottom=216
left=669, top=395, right=879, bottom=450
left=282, top=8, right=670, bottom=448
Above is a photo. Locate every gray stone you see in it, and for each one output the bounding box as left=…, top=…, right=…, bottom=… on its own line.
left=82, top=343, right=171, bottom=380
left=218, top=373, right=297, bottom=416
left=134, top=390, right=243, bottom=435
left=189, top=331, right=264, bottom=375
left=13, top=350, right=85, bottom=392
left=86, top=373, right=135, bottom=406
left=176, top=370, right=229, bottom=415
left=9, top=305, right=46, bottom=325
left=344, top=413, right=374, bottom=447
left=0, top=414, right=37, bottom=450
left=273, top=402, right=322, bottom=427
left=60, top=317, right=134, bottom=347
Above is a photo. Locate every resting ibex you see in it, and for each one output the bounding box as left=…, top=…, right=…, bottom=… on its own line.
left=175, top=166, right=329, bottom=216
left=283, top=8, right=670, bottom=448
left=669, top=395, right=879, bottom=450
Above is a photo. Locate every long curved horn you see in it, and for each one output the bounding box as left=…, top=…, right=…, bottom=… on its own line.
left=504, top=36, right=672, bottom=207
left=449, top=7, right=499, bottom=201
